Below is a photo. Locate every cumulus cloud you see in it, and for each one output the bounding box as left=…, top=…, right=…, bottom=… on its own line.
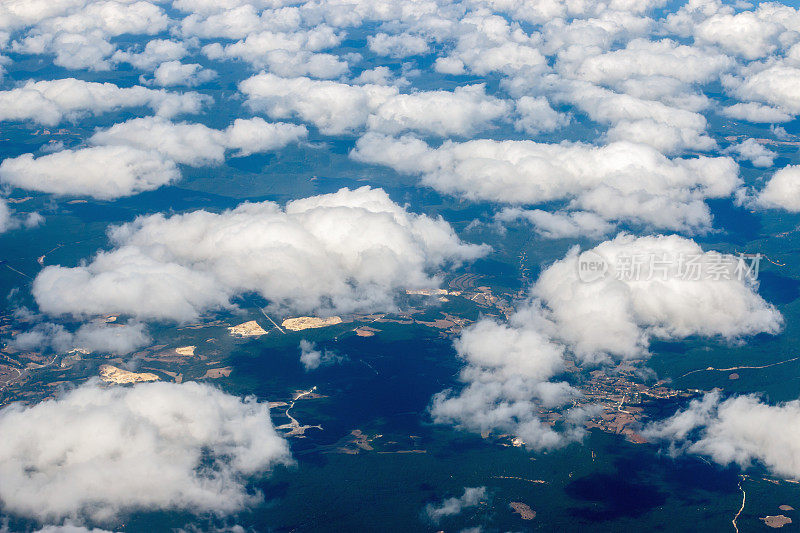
left=725, top=66, right=800, bottom=117
left=756, top=165, right=800, bottom=211
left=298, top=339, right=341, bottom=371
left=495, top=208, right=614, bottom=239
left=0, top=0, right=87, bottom=33
left=645, top=391, right=800, bottom=479
left=0, top=146, right=180, bottom=199
left=432, top=11, right=548, bottom=78
left=366, top=84, right=510, bottom=137
left=89, top=116, right=307, bottom=165
left=0, top=381, right=291, bottom=522
left=531, top=234, right=782, bottom=361
left=203, top=26, right=347, bottom=77
left=368, top=32, right=428, bottom=58
left=177, top=3, right=299, bottom=39
left=32, top=187, right=488, bottom=321
left=720, top=102, right=792, bottom=123
left=513, top=96, right=569, bottom=134
left=2, top=117, right=308, bottom=199
left=351, top=134, right=740, bottom=233
left=112, top=39, right=191, bottom=70
left=240, top=73, right=395, bottom=135
left=150, top=61, right=217, bottom=87
left=13, top=31, right=115, bottom=71
left=0, top=199, right=43, bottom=233
left=33, top=524, right=114, bottom=533
left=10, top=321, right=150, bottom=355
left=8, top=0, right=170, bottom=70
left=432, top=233, right=782, bottom=448
left=693, top=9, right=784, bottom=60
left=240, top=73, right=509, bottom=136
left=724, top=139, right=776, bottom=168
left=352, top=66, right=409, bottom=87
left=567, top=38, right=733, bottom=86
left=0, top=199, right=12, bottom=233
left=561, top=83, right=716, bottom=154
left=0, top=79, right=207, bottom=125
left=424, top=486, right=486, bottom=524
left=430, top=314, right=583, bottom=450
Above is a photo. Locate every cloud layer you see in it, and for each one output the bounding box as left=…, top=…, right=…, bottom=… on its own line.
left=0, top=381, right=291, bottom=522
left=33, top=187, right=488, bottom=320
left=646, top=391, right=800, bottom=479
left=0, top=79, right=206, bottom=125
left=352, top=135, right=740, bottom=233
left=532, top=234, right=782, bottom=361
left=431, top=233, right=782, bottom=448
left=0, top=146, right=180, bottom=199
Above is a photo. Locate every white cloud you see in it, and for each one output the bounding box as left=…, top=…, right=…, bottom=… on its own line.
left=432, top=11, right=548, bottom=77
left=0, top=0, right=86, bottom=33
left=33, top=524, right=114, bottom=533
left=645, top=391, right=800, bottom=479
left=724, top=139, right=776, bottom=168
left=495, top=208, right=614, bottom=239
left=112, top=39, right=191, bottom=71
left=430, top=315, right=583, bottom=450
left=241, top=73, right=396, bottom=135
left=8, top=1, right=170, bottom=70
left=0, top=199, right=13, bottom=233
left=0, top=381, right=291, bottom=522
left=513, top=96, right=569, bottom=135
left=179, top=4, right=303, bottom=40
left=0, top=79, right=208, bottom=126
left=0, top=146, right=180, bottom=199
left=352, top=66, right=409, bottom=87
left=424, top=486, right=486, bottom=524
left=89, top=116, right=307, bottom=165
left=299, top=339, right=341, bottom=370
left=614, top=77, right=711, bottom=113
left=367, top=32, right=428, bottom=58
left=90, top=118, right=223, bottom=166
left=24, top=1, right=169, bottom=37
left=222, top=117, right=308, bottom=156
left=150, top=61, right=217, bottom=87
left=32, top=187, right=488, bottom=321
left=351, top=134, right=740, bottom=233
left=432, top=232, right=782, bottom=448
left=694, top=10, right=783, bottom=60
left=721, top=102, right=792, bottom=123
left=537, top=8, right=654, bottom=60
left=562, top=83, right=716, bottom=154
left=756, top=165, right=800, bottom=212
left=10, top=321, right=150, bottom=355
left=14, top=31, right=115, bottom=71
left=240, top=73, right=509, bottom=136
left=294, top=0, right=442, bottom=29
left=0, top=199, right=43, bottom=233
left=726, top=66, right=800, bottom=117
left=569, top=38, right=733, bottom=85
left=1, top=117, right=306, bottom=199
left=531, top=234, right=783, bottom=361
left=366, top=84, right=510, bottom=137
left=200, top=26, right=347, bottom=77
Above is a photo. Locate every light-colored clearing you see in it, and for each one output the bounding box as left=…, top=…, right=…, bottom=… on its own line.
left=99, top=364, right=159, bottom=384
left=228, top=320, right=268, bottom=337
left=510, top=502, right=536, bottom=520
left=282, top=316, right=342, bottom=331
